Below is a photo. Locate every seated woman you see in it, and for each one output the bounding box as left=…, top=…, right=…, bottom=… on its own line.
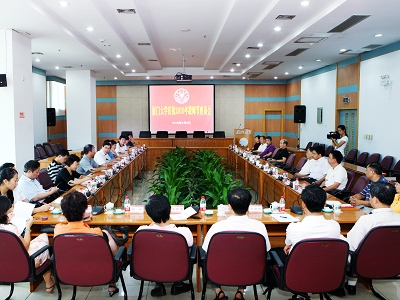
left=0, top=195, right=55, bottom=293
left=55, top=154, right=92, bottom=191
left=54, top=191, right=120, bottom=296
left=391, top=182, right=400, bottom=213
left=108, top=140, right=119, bottom=159
left=0, top=167, right=51, bottom=213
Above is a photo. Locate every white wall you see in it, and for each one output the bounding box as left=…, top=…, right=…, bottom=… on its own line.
left=32, top=73, right=47, bottom=144
left=300, top=69, right=337, bottom=148
left=359, top=50, right=400, bottom=163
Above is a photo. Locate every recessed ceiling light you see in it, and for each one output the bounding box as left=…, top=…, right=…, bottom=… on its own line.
left=230, top=68, right=235, bottom=72
left=236, top=63, right=241, bottom=66
left=245, top=54, right=250, bottom=58
left=316, top=59, right=322, bottom=62
left=257, top=43, right=263, bottom=47
left=210, top=76, right=214, bottom=79
left=35, top=58, right=40, bottom=62
left=340, top=48, right=347, bottom=52
left=375, top=33, right=383, bottom=37
left=298, top=65, right=303, bottom=69
left=274, top=76, right=278, bottom=79
left=59, top=1, right=69, bottom=7
left=146, top=76, right=150, bottom=79
left=125, top=63, right=130, bottom=66
left=274, top=27, right=281, bottom=32
left=242, top=77, right=245, bottom=79
left=300, top=1, right=309, bottom=6
left=55, top=66, right=59, bottom=69
left=116, top=54, right=121, bottom=58
left=285, top=72, right=289, bottom=75
left=114, top=77, right=117, bottom=80
left=86, top=27, right=94, bottom=32
left=132, top=69, right=136, bottom=73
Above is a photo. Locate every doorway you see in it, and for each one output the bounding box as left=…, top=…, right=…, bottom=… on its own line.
left=339, top=109, right=358, bottom=154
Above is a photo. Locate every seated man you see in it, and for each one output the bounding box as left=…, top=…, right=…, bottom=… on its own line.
left=18, top=160, right=60, bottom=206
left=94, top=141, right=112, bottom=165
left=76, top=144, right=106, bottom=175
left=250, top=135, right=261, bottom=151
left=268, top=139, right=289, bottom=164
left=259, top=136, right=276, bottom=159
left=108, top=140, right=118, bottom=159
left=343, top=182, right=400, bottom=296
left=349, top=162, right=388, bottom=212
left=255, top=136, right=267, bottom=154
left=47, top=149, right=69, bottom=183
left=294, top=148, right=316, bottom=179
left=306, top=146, right=330, bottom=184
left=116, top=135, right=128, bottom=154
left=320, top=150, right=348, bottom=193
left=136, top=194, right=193, bottom=297
left=126, top=134, right=135, bottom=147
left=202, top=188, right=270, bottom=300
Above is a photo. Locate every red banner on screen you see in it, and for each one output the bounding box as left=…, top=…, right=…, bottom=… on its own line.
left=149, top=85, right=214, bottom=134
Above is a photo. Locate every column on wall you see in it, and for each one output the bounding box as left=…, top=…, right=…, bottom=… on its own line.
left=47, top=79, right=67, bottom=148
left=96, top=86, right=117, bottom=150
left=285, top=79, right=301, bottom=147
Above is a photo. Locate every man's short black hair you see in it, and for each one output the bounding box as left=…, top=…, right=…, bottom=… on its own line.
left=61, top=191, right=88, bottom=222
left=102, top=141, right=111, bottom=147
left=23, top=160, right=40, bottom=172
left=367, top=162, right=383, bottom=175
left=301, top=184, right=326, bottom=212
left=83, top=144, right=94, bottom=154
left=110, top=140, right=117, bottom=145
left=56, top=149, right=70, bottom=157
left=370, top=181, right=396, bottom=206
left=265, top=136, right=272, bottom=141
left=227, top=188, right=252, bottom=215
left=255, top=135, right=260, bottom=139
left=330, top=150, right=343, bottom=164
left=65, top=154, right=81, bottom=167
left=146, top=194, right=171, bottom=223
left=0, top=163, right=15, bottom=171
left=119, top=135, right=127, bottom=140
left=311, top=146, right=325, bottom=156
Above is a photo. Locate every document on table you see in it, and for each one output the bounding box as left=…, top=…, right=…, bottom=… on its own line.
left=170, top=207, right=197, bottom=220
left=11, top=202, right=35, bottom=233
left=271, top=213, right=299, bottom=223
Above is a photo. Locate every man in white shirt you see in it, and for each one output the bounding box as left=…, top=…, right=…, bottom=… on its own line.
left=202, top=188, right=270, bottom=300
left=307, top=146, right=330, bottom=184
left=294, top=148, right=316, bottom=179
left=115, top=135, right=128, bottom=153
left=256, top=136, right=267, bottom=154
left=320, top=150, right=348, bottom=193
left=94, top=141, right=112, bottom=165
left=136, top=194, right=193, bottom=297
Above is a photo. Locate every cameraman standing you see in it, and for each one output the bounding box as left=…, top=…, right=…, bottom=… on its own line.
left=330, top=125, right=348, bottom=156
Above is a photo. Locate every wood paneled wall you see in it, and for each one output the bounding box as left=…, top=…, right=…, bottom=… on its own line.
left=336, top=61, right=359, bottom=111
left=48, top=116, right=67, bottom=149
left=285, top=80, right=301, bottom=147
left=96, top=86, right=117, bottom=150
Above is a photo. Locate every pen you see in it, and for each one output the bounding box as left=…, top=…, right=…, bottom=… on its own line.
left=280, top=216, right=287, bottom=218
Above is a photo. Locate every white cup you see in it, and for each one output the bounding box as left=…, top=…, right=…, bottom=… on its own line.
left=333, top=203, right=341, bottom=212
left=270, top=202, right=279, bottom=212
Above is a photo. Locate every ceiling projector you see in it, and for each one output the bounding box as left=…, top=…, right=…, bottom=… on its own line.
left=175, top=73, right=192, bottom=82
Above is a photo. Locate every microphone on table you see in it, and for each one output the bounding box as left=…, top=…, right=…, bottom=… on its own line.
left=239, top=123, right=242, bottom=128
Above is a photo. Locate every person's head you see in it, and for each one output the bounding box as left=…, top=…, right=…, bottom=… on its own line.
left=280, top=139, right=288, bottom=149
left=337, top=125, right=347, bottom=137
left=365, top=162, right=383, bottom=180
left=0, top=168, right=18, bottom=191
left=65, top=154, right=81, bottom=171
left=0, top=163, right=15, bottom=171
left=23, top=160, right=40, bottom=179
left=83, top=144, right=95, bottom=157
left=102, top=141, right=111, bottom=154
left=119, top=135, right=127, bottom=145
left=254, top=135, right=260, bottom=143
left=55, top=149, right=69, bottom=164
left=0, top=195, right=12, bottom=224
left=301, top=184, right=326, bottom=212
left=311, top=146, right=324, bottom=159
left=61, top=191, right=88, bottom=222
left=227, top=188, right=252, bottom=215
left=128, top=134, right=134, bottom=141
left=328, top=150, right=343, bottom=166
left=265, top=136, right=272, bottom=145
left=259, top=136, right=265, bottom=144
left=370, top=181, right=396, bottom=207
left=145, top=194, right=171, bottom=223
left=110, top=140, right=117, bottom=151
left=306, top=148, right=313, bottom=160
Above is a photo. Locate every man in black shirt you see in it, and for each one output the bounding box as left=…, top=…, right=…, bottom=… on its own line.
left=269, top=139, right=290, bottom=164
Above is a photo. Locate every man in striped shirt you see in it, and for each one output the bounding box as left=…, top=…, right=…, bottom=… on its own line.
left=47, top=149, right=69, bottom=183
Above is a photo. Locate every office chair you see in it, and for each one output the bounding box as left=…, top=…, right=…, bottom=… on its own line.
left=139, top=131, right=151, bottom=138
left=212, top=131, right=225, bottom=138
left=380, top=156, right=393, bottom=175
left=156, top=131, right=169, bottom=138
left=175, top=131, right=188, bottom=138
left=344, top=149, right=358, bottom=164
left=193, top=131, right=205, bottom=138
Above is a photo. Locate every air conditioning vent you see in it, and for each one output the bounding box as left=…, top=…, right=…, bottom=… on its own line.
left=262, top=61, right=282, bottom=70
left=362, top=44, right=382, bottom=50
left=295, top=37, right=326, bottom=43
left=276, top=15, right=296, bottom=20
left=286, top=48, right=308, bottom=56
left=32, top=52, right=44, bottom=55
left=328, top=15, right=370, bottom=33
left=63, top=66, right=73, bottom=68
left=246, top=72, right=263, bottom=78
left=247, top=46, right=260, bottom=50
left=138, top=43, right=151, bottom=46
left=148, top=59, right=158, bottom=62
left=117, top=9, right=136, bottom=14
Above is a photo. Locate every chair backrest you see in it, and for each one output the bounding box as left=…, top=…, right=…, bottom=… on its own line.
left=53, top=234, right=115, bottom=286
left=380, top=156, right=394, bottom=174
left=51, top=144, right=59, bottom=154
left=284, top=239, right=348, bottom=294
left=131, top=230, right=190, bottom=283
left=175, top=131, right=188, bottom=138
left=213, top=131, right=225, bottom=138
left=305, top=141, right=312, bottom=151
left=193, top=131, right=205, bottom=138
left=43, top=144, right=54, bottom=157
left=56, top=143, right=65, bottom=151
left=36, top=143, right=43, bottom=148
left=120, top=130, right=133, bottom=138
left=392, top=160, right=400, bottom=175
left=345, top=148, right=358, bottom=164
left=36, top=146, right=48, bottom=159
left=353, top=226, right=400, bottom=278
left=351, top=175, right=369, bottom=195
left=205, top=232, right=266, bottom=286
left=0, top=230, right=30, bottom=283
left=285, top=153, right=296, bottom=168
left=37, top=168, right=55, bottom=190
left=294, top=157, right=307, bottom=173
left=34, top=147, right=41, bottom=160
left=312, top=142, right=319, bottom=147
left=324, top=145, right=333, bottom=157
left=318, top=143, right=325, bottom=151
left=356, top=152, right=369, bottom=166
left=139, top=131, right=151, bottom=138
left=271, top=148, right=279, bottom=158
left=365, top=153, right=381, bottom=165
left=156, top=131, right=168, bottom=138
left=345, top=170, right=356, bottom=190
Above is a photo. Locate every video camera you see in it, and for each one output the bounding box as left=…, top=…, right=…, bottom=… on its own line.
left=327, top=131, right=341, bottom=140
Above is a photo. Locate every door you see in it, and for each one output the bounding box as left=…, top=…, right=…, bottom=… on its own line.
left=339, top=109, right=358, bottom=155
left=264, top=110, right=284, bottom=142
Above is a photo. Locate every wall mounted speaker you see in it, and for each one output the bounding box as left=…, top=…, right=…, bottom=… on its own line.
left=47, top=108, right=56, bottom=127
left=0, top=74, right=7, bottom=87
left=294, top=105, right=306, bottom=123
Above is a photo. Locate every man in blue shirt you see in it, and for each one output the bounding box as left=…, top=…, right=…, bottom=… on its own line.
left=77, top=144, right=106, bottom=175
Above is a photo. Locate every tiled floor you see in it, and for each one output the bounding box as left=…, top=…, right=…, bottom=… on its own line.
left=2, top=172, right=398, bottom=300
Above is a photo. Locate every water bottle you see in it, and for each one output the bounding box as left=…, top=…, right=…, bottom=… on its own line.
left=279, top=196, right=285, bottom=212
left=200, top=196, right=206, bottom=213
left=124, top=196, right=130, bottom=213
left=294, top=178, right=300, bottom=191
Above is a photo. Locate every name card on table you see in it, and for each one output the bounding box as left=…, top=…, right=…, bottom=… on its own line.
left=130, top=205, right=144, bottom=214
left=248, top=204, right=263, bottom=213
left=170, top=205, right=185, bottom=214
